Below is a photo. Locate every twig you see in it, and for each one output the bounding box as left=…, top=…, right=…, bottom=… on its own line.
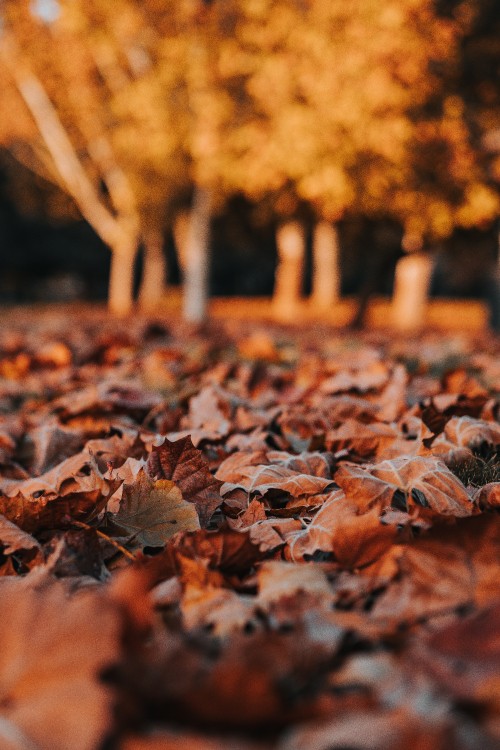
left=72, top=520, right=136, bottom=561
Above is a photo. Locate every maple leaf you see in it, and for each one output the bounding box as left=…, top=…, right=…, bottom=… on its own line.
left=147, top=437, right=223, bottom=527
left=112, top=472, right=200, bottom=547
left=0, top=450, right=119, bottom=532
left=335, top=456, right=476, bottom=518
left=286, top=493, right=396, bottom=567
left=221, top=463, right=335, bottom=498
left=0, top=572, right=120, bottom=750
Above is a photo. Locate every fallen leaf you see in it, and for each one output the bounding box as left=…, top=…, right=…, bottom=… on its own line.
left=336, top=456, right=476, bottom=518
left=0, top=572, right=120, bottom=750
left=148, top=437, right=222, bottom=527
left=286, top=494, right=396, bottom=568
left=0, top=514, right=41, bottom=557
left=112, top=472, right=200, bottom=547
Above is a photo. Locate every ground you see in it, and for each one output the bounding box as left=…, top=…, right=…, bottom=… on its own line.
left=0, top=306, right=498, bottom=750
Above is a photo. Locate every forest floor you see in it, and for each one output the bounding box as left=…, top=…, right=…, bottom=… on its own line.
left=0, top=307, right=498, bottom=750
left=1, top=294, right=490, bottom=330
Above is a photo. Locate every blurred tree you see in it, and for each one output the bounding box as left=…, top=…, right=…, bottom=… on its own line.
left=85, top=0, right=191, bottom=310
left=0, top=1, right=139, bottom=315
left=0, top=0, right=190, bottom=315
left=133, top=0, right=218, bottom=323
left=439, top=0, right=500, bottom=330
left=386, top=1, right=500, bottom=330
left=200, top=0, right=466, bottom=321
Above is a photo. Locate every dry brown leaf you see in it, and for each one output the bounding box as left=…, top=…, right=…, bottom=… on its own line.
left=0, top=514, right=41, bottom=557
left=431, top=415, right=500, bottom=463
left=215, top=449, right=270, bottom=483
left=257, top=561, right=333, bottom=607
left=320, top=361, right=390, bottom=394
left=286, top=494, right=396, bottom=568
left=222, top=463, right=335, bottom=498
left=24, top=421, right=84, bottom=476
left=474, top=482, right=500, bottom=509
left=325, top=419, right=399, bottom=459
left=182, top=385, right=231, bottom=435
left=148, top=437, right=222, bottom=527
left=371, top=515, right=500, bottom=623
left=336, top=456, right=475, bottom=518
left=414, top=600, right=500, bottom=708
left=0, top=450, right=118, bottom=532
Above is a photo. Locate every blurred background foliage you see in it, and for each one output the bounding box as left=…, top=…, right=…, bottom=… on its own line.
left=0, top=0, right=499, bottom=325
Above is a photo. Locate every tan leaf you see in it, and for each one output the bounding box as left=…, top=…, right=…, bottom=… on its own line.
left=113, top=472, right=200, bottom=547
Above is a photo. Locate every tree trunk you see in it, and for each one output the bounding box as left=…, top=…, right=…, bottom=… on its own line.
left=182, top=187, right=212, bottom=324
left=311, top=220, right=340, bottom=311
left=272, top=220, right=305, bottom=321
left=173, top=210, right=190, bottom=278
left=391, top=252, right=434, bottom=331
left=138, top=229, right=166, bottom=310
left=108, top=240, right=137, bottom=317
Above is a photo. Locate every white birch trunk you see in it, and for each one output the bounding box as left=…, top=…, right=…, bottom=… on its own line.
left=182, top=187, right=212, bottom=324
left=138, top=229, right=166, bottom=310
left=272, top=221, right=305, bottom=321
left=1, top=32, right=140, bottom=317
left=391, top=252, right=434, bottom=331
left=173, top=210, right=190, bottom=278
left=108, top=240, right=137, bottom=317
left=311, top=221, right=341, bottom=310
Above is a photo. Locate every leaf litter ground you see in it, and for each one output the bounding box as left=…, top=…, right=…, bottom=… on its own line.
left=0, top=311, right=499, bottom=750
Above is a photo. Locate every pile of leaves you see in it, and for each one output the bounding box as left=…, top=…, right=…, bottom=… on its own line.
left=0, top=312, right=499, bottom=750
